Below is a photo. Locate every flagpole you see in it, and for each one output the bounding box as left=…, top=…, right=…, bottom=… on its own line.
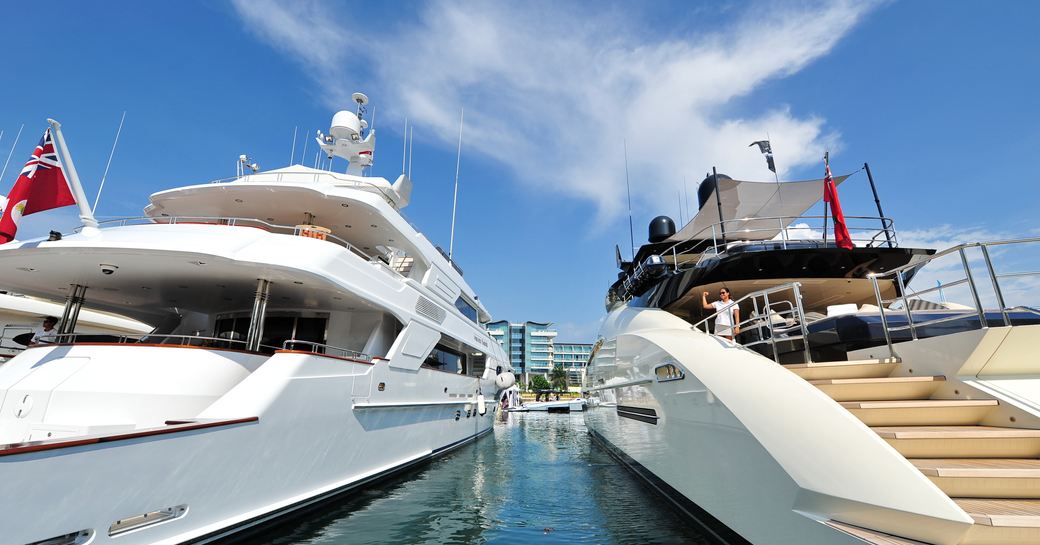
left=821, top=152, right=830, bottom=244
left=47, top=119, right=98, bottom=229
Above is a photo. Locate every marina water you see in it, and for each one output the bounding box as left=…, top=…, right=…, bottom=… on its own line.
left=243, top=412, right=713, bottom=544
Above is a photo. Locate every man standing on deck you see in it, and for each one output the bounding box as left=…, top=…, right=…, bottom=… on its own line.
left=702, top=288, right=740, bottom=341
left=29, top=316, right=59, bottom=346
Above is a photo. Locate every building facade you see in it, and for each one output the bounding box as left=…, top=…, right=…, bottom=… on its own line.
left=554, top=341, right=594, bottom=385
left=486, top=320, right=590, bottom=387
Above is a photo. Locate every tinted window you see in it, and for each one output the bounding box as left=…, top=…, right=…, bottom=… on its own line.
left=455, top=296, right=478, bottom=322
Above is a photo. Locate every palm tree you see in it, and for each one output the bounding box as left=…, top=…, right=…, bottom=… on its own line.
left=550, top=364, right=568, bottom=392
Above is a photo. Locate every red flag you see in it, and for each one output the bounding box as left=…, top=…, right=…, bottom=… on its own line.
left=823, top=162, right=853, bottom=250
left=0, top=129, right=76, bottom=243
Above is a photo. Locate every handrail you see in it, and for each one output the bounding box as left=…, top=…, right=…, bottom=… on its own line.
left=281, top=339, right=370, bottom=361
left=48, top=332, right=280, bottom=353
left=867, top=236, right=1040, bottom=355
left=75, top=215, right=395, bottom=272
left=693, top=281, right=816, bottom=364
left=203, top=170, right=400, bottom=207
left=664, top=213, right=899, bottom=270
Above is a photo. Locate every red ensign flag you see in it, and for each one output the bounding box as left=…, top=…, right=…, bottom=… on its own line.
left=823, top=162, right=853, bottom=250
left=0, top=128, right=76, bottom=243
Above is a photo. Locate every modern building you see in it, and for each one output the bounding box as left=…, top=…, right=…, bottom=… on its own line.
left=486, top=320, right=555, bottom=383
left=486, top=320, right=590, bottom=387
left=554, top=341, right=594, bottom=385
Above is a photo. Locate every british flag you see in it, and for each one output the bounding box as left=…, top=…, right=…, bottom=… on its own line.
left=0, top=128, right=76, bottom=243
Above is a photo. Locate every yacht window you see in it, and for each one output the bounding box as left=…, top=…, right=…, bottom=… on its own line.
left=455, top=296, right=478, bottom=323
left=425, top=344, right=467, bottom=374
left=215, top=315, right=327, bottom=354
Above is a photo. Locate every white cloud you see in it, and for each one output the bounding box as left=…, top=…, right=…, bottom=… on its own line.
left=231, top=0, right=877, bottom=220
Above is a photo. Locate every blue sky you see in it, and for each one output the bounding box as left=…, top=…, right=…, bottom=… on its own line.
left=1, top=1, right=1038, bottom=340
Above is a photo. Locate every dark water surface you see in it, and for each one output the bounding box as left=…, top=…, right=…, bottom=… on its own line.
left=243, top=412, right=712, bottom=545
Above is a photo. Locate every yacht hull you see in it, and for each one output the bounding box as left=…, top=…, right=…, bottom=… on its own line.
left=1, top=351, right=499, bottom=545
left=584, top=306, right=974, bottom=545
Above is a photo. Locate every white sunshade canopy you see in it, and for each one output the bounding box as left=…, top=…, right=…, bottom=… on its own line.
left=667, top=175, right=849, bottom=243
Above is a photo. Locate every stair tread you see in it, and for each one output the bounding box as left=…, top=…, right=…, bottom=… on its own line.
left=954, top=498, right=1040, bottom=527
left=873, top=426, right=1040, bottom=440
left=810, top=376, right=945, bottom=386
left=913, top=458, right=1040, bottom=478
left=785, top=358, right=899, bottom=370
left=842, top=399, right=998, bottom=409
left=825, top=520, right=930, bottom=544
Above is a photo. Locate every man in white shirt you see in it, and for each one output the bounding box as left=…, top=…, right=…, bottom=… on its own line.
left=702, top=288, right=740, bottom=340
left=29, top=316, right=59, bottom=346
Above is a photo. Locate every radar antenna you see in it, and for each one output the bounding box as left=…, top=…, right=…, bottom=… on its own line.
left=316, top=91, right=376, bottom=175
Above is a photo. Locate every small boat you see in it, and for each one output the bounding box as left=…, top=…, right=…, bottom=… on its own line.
left=511, top=398, right=586, bottom=413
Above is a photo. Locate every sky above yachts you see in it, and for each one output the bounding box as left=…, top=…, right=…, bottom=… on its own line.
left=0, top=1, right=1038, bottom=340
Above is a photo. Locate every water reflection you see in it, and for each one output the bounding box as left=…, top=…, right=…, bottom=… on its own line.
left=239, top=413, right=713, bottom=545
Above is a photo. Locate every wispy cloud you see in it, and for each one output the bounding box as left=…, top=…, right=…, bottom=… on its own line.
left=231, top=0, right=878, bottom=220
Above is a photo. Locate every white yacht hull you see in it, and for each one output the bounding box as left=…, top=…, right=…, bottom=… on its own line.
left=584, top=305, right=974, bottom=545
left=1, top=348, right=499, bottom=545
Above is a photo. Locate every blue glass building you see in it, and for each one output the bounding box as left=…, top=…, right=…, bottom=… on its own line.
left=486, top=320, right=590, bottom=386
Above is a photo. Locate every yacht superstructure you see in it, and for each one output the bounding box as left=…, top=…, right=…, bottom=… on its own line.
left=585, top=170, right=1040, bottom=545
left=0, top=95, right=514, bottom=545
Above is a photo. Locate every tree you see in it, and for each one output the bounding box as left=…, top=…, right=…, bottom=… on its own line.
left=530, top=375, right=551, bottom=391
left=550, top=365, right=568, bottom=391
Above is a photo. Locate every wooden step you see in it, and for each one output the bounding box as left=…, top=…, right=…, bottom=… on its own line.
left=842, top=399, right=998, bottom=427
left=912, top=459, right=1040, bottom=499
left=955, top=498, right=1040, bottom=545
left=825, top=520, right=930, bottom=544
left=810, top=376, right=945, bottom=402
left=785, top=358, right=899, bottom=381
left=874, top=427, right=1040, bottom=459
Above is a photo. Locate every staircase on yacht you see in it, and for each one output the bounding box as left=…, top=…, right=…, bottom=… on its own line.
left=585, top=171, right=1040, bottom=545
left=0, top=95, right=515, bottom=545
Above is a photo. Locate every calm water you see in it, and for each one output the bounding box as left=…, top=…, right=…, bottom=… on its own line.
left=241, top=412, right=713, bottom=545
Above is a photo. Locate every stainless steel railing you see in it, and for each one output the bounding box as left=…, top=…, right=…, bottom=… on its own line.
left=868, top=236, right=1040, bottom=358
left=204, top=171, right=400, bottom=206
left=50, top=332, right=258, bottom=349
left=281, top=339, right=370, bottom=361
left=45, top=332, right=374, bottom=361
left=78, top=215, right=394, bottom=272
left=665, top=214, right=898, bottom=270
left=693, top=281, right=816, bottom=364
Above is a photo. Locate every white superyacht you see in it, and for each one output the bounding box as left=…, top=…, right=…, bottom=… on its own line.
left=0, top=94, right=514, bottom=545
left=585, top=170, right=1040, bottom=545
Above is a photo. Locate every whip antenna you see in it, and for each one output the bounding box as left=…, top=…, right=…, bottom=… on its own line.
left=92, top=111, right=126, bottom=214
left=289, top=126, right=298, bottom=165
left=0, top=123, right=24, bottom=182
left=448, top=108, right=464, bottom=259
left=624, top=139, right=635, bottom=259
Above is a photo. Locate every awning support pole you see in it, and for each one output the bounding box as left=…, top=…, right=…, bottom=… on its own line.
left=712, top=167, right=727, bottom=247
left=863, top=162, right=894, bottom=248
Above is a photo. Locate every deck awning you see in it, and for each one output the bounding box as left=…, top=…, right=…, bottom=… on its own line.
left=666, top=175, right=849, bottom=243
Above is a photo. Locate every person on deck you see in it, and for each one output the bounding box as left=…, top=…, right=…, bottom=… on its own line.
left=702, top=288, right=740, bottom=341
left=29, top=316, right=59, bottom=346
